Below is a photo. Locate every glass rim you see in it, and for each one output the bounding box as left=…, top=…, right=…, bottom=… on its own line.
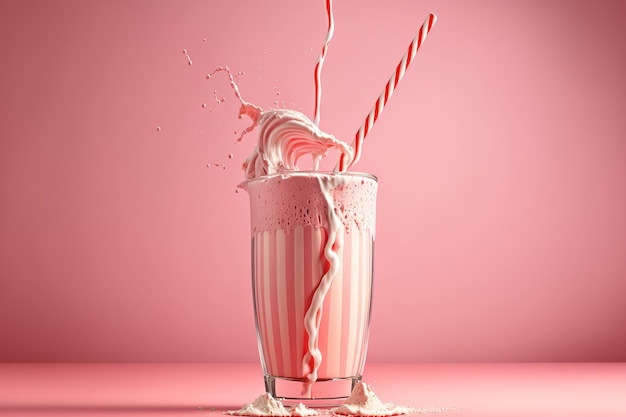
left=242, top=170, right=378, bottom=185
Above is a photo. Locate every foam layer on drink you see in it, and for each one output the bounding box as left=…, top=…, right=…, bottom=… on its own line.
left=243, top=172, right=377, bottom=235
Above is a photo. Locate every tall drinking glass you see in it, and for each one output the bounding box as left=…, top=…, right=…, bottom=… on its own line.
left=243, top=171, right=377, bottom=406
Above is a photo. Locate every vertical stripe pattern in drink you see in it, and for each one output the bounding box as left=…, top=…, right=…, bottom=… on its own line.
left=252, top=225, right=373, bottom=379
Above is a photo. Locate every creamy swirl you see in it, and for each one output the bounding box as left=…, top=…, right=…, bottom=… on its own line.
left=239, top=102, right=353, bottom=180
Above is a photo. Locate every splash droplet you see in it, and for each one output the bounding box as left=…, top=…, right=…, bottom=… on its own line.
left=228, top=153, right=234, bottom=159
left=156, top=126, right=161, bottom=132
left=201, top=103, right=207, bottom=108
left=182, top=48, right=193, bottom=66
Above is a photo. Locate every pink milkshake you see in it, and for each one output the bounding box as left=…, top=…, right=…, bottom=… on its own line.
left=210, top=65, right=377, bottom=404
left=212, top=0, right=437, bottom=412
left=243, top=171, right=377, bottom=404
left=208, top=0, right=397, bottom=403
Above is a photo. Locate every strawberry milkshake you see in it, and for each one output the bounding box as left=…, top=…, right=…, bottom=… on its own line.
left=218, top=63, right=377, bottom=401
left=209, top=0, right=435, bottom=406
left=243, top=170, right=377, bottom=404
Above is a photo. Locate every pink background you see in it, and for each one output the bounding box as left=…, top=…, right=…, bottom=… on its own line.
left=1, top=0, right=625, bottom=362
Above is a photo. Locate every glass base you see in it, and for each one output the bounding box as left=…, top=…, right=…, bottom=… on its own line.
left=264, top=375, right=360, bottom=407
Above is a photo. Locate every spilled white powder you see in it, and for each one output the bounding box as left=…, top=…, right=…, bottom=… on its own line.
left=225, top=393, right=289, bottom=416
left=225, top=393, right=319, bottom=416
left=333, top=382, right=413, bottom=416
left=290, top=403, right=320, bottom=416
left=226, top=383, right=453, bottom=416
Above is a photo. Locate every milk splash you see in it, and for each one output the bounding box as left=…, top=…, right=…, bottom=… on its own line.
left=208, top=66, right=352, bottom=180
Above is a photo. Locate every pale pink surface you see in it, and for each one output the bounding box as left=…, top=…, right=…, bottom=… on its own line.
left=1, top=0, right=626, bottom=363
left=1, top=363, right=625, bottom=417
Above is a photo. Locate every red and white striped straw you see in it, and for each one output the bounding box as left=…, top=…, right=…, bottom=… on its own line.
left=338, top=12, right=437, bottom=171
